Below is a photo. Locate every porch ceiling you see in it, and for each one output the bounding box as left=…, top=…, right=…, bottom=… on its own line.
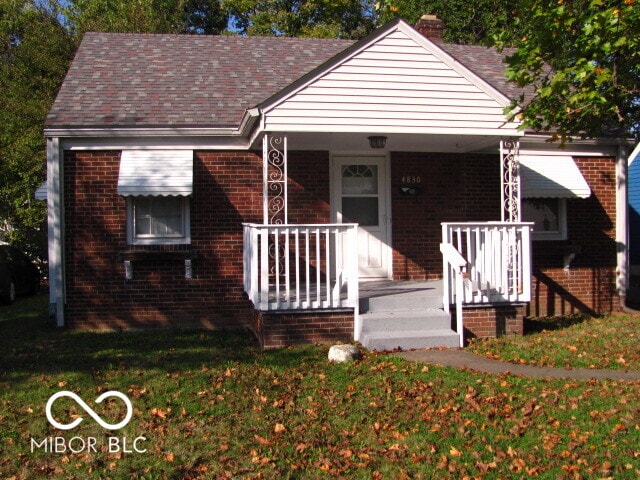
left=255, top=132, right=504, bottom=154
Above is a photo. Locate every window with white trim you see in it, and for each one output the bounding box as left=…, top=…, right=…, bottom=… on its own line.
left=522, top=198, right=567, bottom=241
left=127, top=196, right=190, bottom=245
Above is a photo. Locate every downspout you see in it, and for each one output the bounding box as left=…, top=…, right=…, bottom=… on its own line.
left=46, top=137, right=65, bottom=326
left=616, top=143, right=629, bottom=309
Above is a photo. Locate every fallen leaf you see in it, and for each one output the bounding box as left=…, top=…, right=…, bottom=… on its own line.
left=450, top=446, right=462, bottom=457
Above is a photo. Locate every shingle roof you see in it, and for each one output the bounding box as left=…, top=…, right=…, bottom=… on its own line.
left=46, top=33, right=354, bottom=128
left=46, top=28, right=524, bottom=130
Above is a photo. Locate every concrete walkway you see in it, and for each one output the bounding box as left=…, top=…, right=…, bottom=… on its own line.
left=396, top=349, right=640, bottom=381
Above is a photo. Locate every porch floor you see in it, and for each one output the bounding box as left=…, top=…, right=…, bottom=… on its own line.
left=264, top=278, right=443, bottom=310
left=359, top=279, right=443, bottom=312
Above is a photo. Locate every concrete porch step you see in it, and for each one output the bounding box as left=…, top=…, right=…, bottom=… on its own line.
left=361, top=309, right=452, bottom=331
left=360, top=328, right=460, bottom=351
left=358, top=280, right=461, bottom=351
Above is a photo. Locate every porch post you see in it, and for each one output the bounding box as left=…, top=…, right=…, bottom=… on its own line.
left=47, top=136, right=65, bottom=327
left=616, top=143, right=629, bottom=307
left=500, top=139, right=521, bottom=222
left=262, top=134, right=288, bottom=225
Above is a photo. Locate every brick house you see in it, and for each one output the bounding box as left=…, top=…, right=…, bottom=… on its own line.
left=44, top=17, right=631, bottom=348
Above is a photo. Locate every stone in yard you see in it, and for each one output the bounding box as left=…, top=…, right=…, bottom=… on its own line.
left=328, top=344, right=361, bottom=363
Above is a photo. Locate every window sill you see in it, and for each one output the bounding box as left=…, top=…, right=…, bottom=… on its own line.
left=118, top=250, right=198, bottom=262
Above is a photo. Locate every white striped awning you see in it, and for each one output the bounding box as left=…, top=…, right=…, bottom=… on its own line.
left=117, top=150, right=193, bottom=196
left=519, top=155, right=591, bottom=198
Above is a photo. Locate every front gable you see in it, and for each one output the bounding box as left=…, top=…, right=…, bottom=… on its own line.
left=260, top=20, right=521, bottom=137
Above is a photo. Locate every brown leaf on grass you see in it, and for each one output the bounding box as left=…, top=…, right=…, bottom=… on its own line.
left=522, top=399, right=537, bottom=416
left=464, top=394, right=482, bottom=412
left=338, top=448, right=353, bottom=458
left=254, top=435, right=271, bottom=446
left=437, top=455, right=449, bottom=469
left=151, top=407, right=170, bottom=419
left=165, top=452, right=175, bottom=462
left=476, top=461, right=498, bottom=472
left=274, top=423, right=286, bottom=434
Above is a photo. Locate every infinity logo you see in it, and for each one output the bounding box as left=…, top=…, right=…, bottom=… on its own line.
left=45, top=391, right=133, bottom=431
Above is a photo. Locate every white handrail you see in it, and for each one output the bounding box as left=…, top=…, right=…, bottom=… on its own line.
left=440, top=242, right=466, bottom=348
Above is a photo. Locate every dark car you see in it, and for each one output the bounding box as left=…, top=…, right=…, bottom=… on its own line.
left=0, top=244, right=40, bottom=304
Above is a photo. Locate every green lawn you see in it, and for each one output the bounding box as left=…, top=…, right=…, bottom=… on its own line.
left=468, top=313, right=640, bottom=371
left=2, top=295, right=640, bottom=479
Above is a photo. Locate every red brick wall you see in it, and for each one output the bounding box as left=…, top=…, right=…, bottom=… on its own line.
left=63, top=151, right=268, bottom=329
left=63, top=149, right=333, bottom=330
left=255, top=310, right=353, bottom=348
left=62, top=149, right=618, bottom=333
left=390, top=152, right=501, bottom=280
left=463, top=305, right=525, bottom=339
left=62, top=150, right=332, bottom=331
left=288, top=151, right=331, bottom=224
left=529, top=156, right=618, bottom=316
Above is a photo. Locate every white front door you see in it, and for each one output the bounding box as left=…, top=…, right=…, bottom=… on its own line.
left=333, top=156, right=391, bottom=279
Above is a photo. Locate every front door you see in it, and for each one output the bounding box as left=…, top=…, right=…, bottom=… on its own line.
left=333, top=156, right=390, bottom=279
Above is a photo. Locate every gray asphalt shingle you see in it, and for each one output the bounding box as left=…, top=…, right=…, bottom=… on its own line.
left=46, top=33, right=354, bottom=128
left=46, top=30, right=524, bottom=129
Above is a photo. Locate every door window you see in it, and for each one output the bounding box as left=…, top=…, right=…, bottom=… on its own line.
left=341, top=165, right=379, bottom=226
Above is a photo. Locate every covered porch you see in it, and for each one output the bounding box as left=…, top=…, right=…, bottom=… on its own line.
left=243, top=134, right=534, bottom=349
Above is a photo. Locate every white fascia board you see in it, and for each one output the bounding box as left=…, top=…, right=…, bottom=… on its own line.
left=257, top=124, right=523, bottom=137
left=45, top=127, right=237, bottom=137
left=520, top=135, right=625, bottom=156
left=44, top=109, right=261, bottom=150
left=58, top=135, right=251, bottom=151
left=628, top=141, right=640, bottom=166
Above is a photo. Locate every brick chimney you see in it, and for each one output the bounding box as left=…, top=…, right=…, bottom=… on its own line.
left=415, top=14, right=445, bottom=41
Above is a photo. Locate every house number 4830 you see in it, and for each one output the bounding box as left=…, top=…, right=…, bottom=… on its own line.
left=402, top=176, right=422, bottom=184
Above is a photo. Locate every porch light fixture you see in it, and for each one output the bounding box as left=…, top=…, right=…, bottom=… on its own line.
left=368, top=136, right=387, bottom=149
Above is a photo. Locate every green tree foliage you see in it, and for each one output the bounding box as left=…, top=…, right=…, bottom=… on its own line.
left=375, top=0, right=520, bottom=45
left=494, top=0, right=640, bottom=142
left=65, top=0, right=227, bottom=36
left=223, top=0, right=378, bottom=38
left=0, top=0, right=75, bottom=257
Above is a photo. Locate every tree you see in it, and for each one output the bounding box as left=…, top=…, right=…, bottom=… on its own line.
left=375, top=0, right=520, bottom=45
left=494, top=0, right=640, bottom=142
left=64, top=0, right=227, bottom=36
left=0, top=0, right=75, bottom=258
left=223, top=0, right=378, bottom=38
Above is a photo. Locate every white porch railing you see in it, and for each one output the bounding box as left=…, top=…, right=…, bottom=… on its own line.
left=439, top=242, right=466, bottom=348
left=441, top=222, right=533, bottom=308
left=243, top=223, right=359, bottom=312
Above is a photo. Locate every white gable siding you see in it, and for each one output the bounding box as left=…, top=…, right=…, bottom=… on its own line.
left=262, top=30, right=519, bottom=135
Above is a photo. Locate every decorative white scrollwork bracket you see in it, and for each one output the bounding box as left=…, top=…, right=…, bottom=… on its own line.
left=263, top=134, right=288, bottom=225
left=500, top=139, right=521, bottom=222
